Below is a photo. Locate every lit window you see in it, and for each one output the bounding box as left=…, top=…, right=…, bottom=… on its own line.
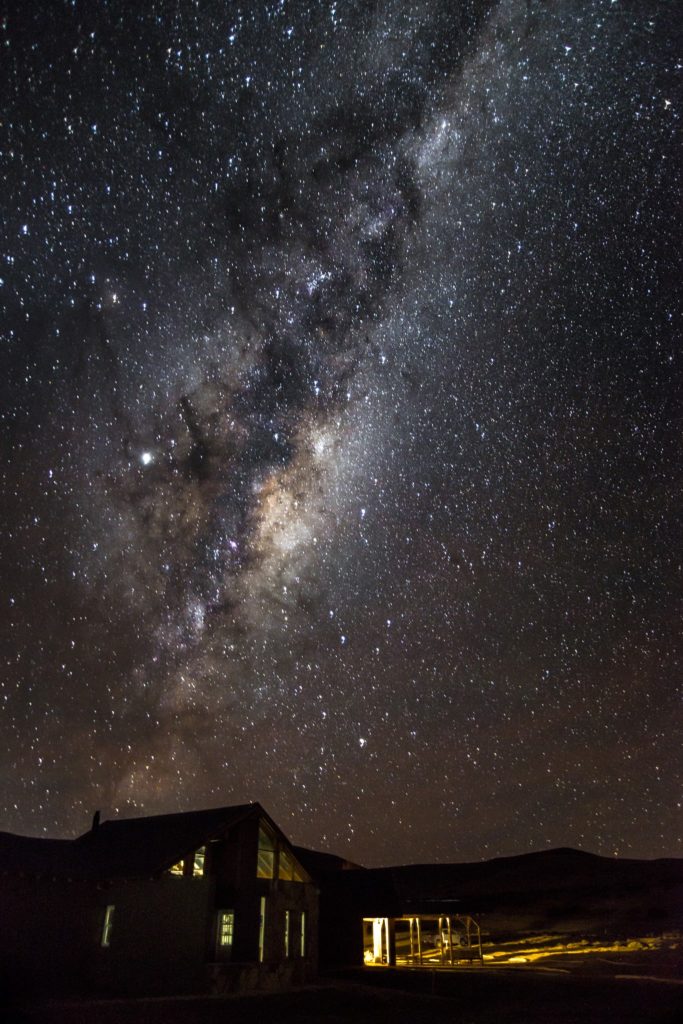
left=279, top=849, right=293, bottom=880
left=278, top=847, right=306, bottom=882
left=101, top=905, right=115, bottom=948
left=193, top=846, right=206, bottom=877
left=217, top=910, right=235, bottom=949
left=257, top=824, right=275, bottom=878
left=300, top=910, right=306, bottom=957
left=284, top=909, right=291, bottom=957
left=168, top=847, right=206, bottom=878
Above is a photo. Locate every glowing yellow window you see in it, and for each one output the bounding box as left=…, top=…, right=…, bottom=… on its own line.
left=193, top=846, right=206, bottom=877
left=257, top=825, right=275, bottom=878
left=279, top=849, right=294, bottom=880
left=278, top=847, right=306, bottom=882
left=217, top=910, right=235, bottom=948
left=168, top=859, right=185, bottom=876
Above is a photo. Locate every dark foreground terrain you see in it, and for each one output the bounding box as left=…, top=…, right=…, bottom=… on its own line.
left=5, top=959, right=682, bottom=1024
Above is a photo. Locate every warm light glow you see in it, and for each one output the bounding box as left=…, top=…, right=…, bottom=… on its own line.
left=361, top=925, right=677, bottom=970
left=482, top=935, right=676, bottom=965
left=278, top=847, right=307, bottom=882
left=217, top=910, right=235, bottom=948
left=257, top=823, right=276, bottom=878
left=363, top=914, right=482, bottom=968
left=192, top=846, right=205, bottom=877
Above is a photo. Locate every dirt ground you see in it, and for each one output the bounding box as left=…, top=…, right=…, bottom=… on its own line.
left=5, top=960, right=682, bottom=1024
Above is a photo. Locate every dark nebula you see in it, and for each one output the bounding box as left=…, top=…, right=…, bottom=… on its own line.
left=1, top=0, right=680, bottom=865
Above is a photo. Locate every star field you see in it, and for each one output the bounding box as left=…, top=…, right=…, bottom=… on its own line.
left=1, top=0, right=681, bottom=865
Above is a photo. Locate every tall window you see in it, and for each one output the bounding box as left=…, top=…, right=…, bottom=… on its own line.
left=257, top=824, right=275, bottom=878
left=300, top=910, right=306, bottom=957
left=101, top=905, right=115, bottom=948
left=278, top=848, right=306, bottom=882
left=284, top=909, right=291, bottom=957
left=192, top=846, right=206, bottom=877
left=258, top=896, right=267, bottom=963
left=217, top=910, right=235, bottom=955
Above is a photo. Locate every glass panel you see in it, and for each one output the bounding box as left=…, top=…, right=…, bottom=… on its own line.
left=168, top=859, right=184, bottom=876
left=257, top=848, right=275, bottom=878
left=412, top=919, right=442, bottom=964
left=217, top=910, right=235, bottom=947
left=279, top=847, right=306, bottom=882
left=291, top=860, right=306, bottom=883
left=395, top=918, right=421, bottom=965
left=279, top=849, right=293, bottom=880
left=257, top=824, right=275, bottom=878
left=192, top=846, right=206, bottom=877
left=284, top=909, right=290, bottom=957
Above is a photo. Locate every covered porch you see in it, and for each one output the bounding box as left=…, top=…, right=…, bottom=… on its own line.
left=363, top=914, right=483, bottom=967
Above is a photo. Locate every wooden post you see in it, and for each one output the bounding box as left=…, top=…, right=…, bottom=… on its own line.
left=417, top=917, right=422, bottom=964
left=447, top=916, right=453, bottom=966
left=387, top=918, right=396, bottom=967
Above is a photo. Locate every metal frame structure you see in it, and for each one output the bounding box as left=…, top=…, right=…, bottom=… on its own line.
left=363, top=913, right=483, bottom=967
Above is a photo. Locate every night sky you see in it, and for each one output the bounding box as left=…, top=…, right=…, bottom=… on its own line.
left=1, top=0, right=680, bottom=866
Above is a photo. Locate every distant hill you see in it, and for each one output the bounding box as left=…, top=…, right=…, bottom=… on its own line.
left=296, top=845, right=683, bottom=957
left=364, top=846, right=683, bottom=900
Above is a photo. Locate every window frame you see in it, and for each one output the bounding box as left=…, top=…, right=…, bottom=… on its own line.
left=216, top=909, right=235, bottom=957
left=257, top=823, right=276, bottom=879
left=101, top=904, right=115, bottom=948
left=299, top=910, right=306, bottom=958
left=192, top=846, right=206, bottom=877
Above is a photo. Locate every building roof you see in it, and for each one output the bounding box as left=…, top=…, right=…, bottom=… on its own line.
left=293, top=845, right=363, bottom=877
left=0, top=802, right=290, bottom=881
left=74, top=802, right=259, bottom=878
left=0, top=832, right=75, bottom=877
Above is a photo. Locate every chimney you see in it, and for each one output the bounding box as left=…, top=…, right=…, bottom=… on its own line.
left=92, top=810, right=101, bottom=832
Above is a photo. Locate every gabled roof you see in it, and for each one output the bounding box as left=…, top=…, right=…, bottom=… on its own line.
left=0, top=802, right=304, bottom=881
left=293, top=846, right=363, bottom=877
left=0, top=832, right=75, bottom=877
left=74, top=802, right=260, bottom=879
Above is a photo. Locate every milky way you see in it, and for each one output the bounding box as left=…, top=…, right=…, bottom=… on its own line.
left=1, top=0, right=680, bottom=864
